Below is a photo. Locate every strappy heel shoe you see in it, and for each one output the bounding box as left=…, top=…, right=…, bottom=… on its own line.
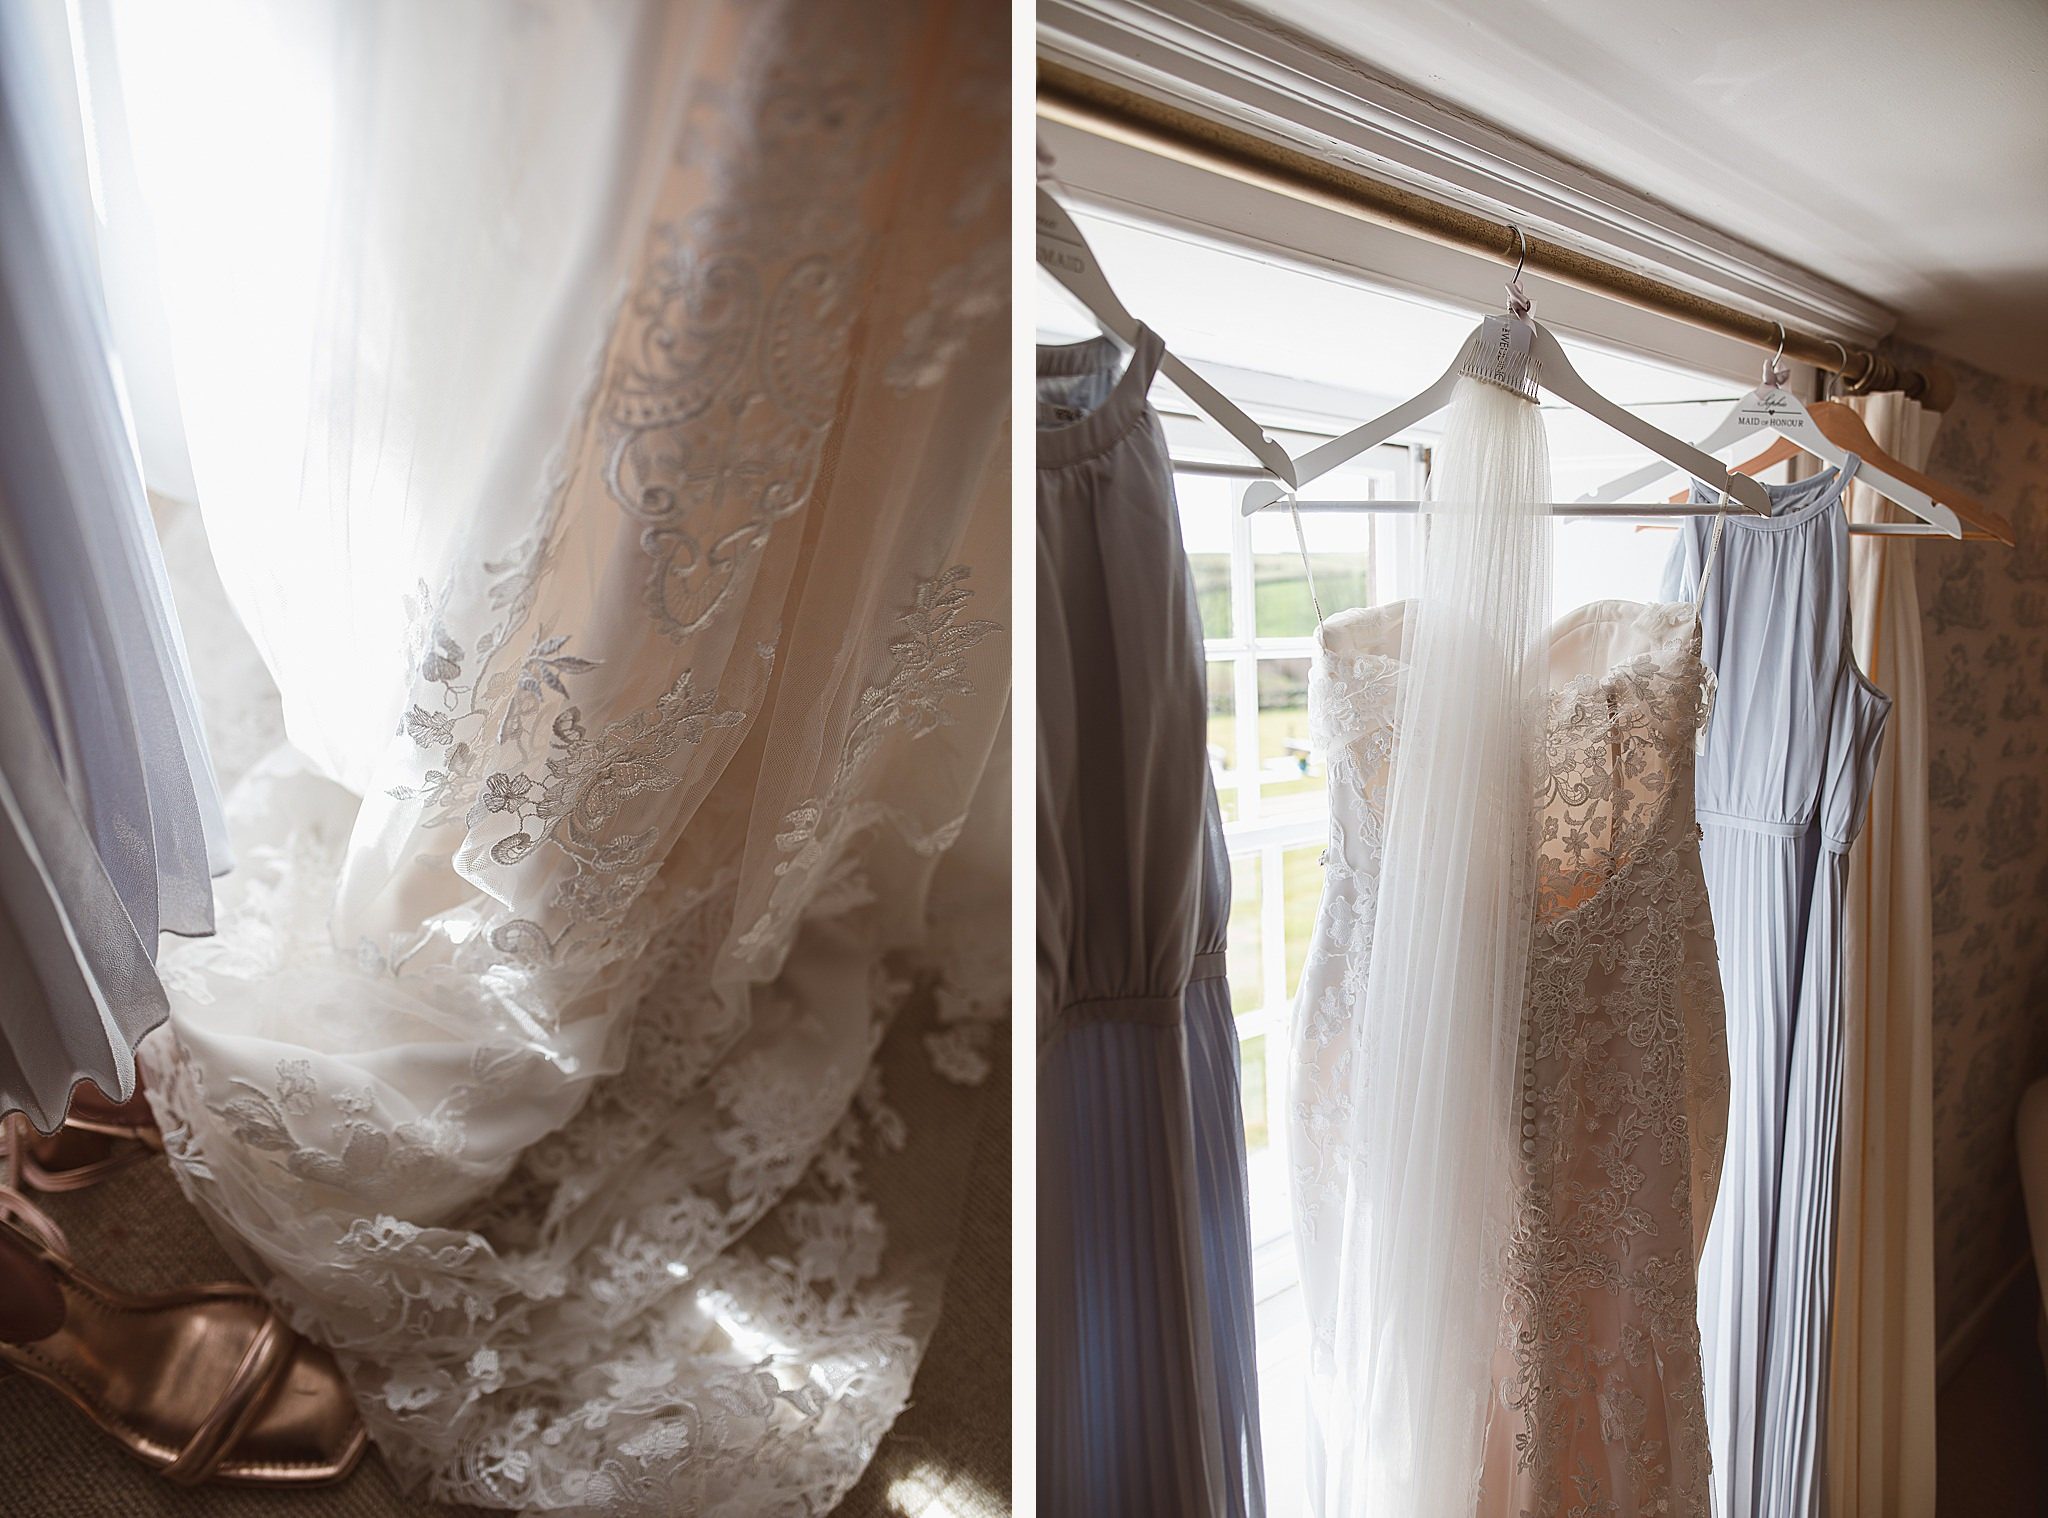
left=3, top=1082, right=165, bottom=1193
left=0, top=1186, right=367, bottom=1486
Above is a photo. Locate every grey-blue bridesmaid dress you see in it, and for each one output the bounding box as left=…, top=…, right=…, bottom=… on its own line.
left=1666, top=459, right=1889, bottom=1518
left=0, top=15, right=227, bottom=1130
left=1037, top=328, right=1264, bottom=1518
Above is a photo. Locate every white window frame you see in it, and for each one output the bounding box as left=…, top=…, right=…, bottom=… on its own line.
left=1168, top=437, right=1426, bottom=1290
left=1040, top=104, right=1795, bottom=1514
left=1043, top=134, right=1779, bottom=1304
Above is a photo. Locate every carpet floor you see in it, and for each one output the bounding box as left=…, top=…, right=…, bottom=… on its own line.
left=0, top=1065, right=1009, bottom=1518
left=1936, top=1261, right=2048, bottom=1517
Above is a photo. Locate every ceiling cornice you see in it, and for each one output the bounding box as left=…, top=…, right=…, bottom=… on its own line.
left=1037, top=0, right=1896, bottom=346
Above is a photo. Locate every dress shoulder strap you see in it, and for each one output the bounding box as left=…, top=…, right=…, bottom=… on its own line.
left=1693, top=486, right=1731, bottom=616
left=1130, top=323, right=1167, bottom=391
left=1288, top=499, right=1325, bottom=633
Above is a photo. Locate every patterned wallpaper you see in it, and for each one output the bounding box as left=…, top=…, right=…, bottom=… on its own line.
left=1903, top=343, right=2048, bottom=1345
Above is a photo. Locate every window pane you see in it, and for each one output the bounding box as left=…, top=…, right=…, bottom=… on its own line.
left=1239, top=1032, right=1269, bottom=1153
left=1175, top=472, right=1233, bottom=640
left=1249, top=507, right=1376, bottom=639
left=1227, top=852, right=1262, bottom=1015
left=1207, top=660, right=1238, bottom=821
left=1246, top=460, right=1403, bottom=636
left=1256, top=657, right=1319, bottom=813
left=1282, top=842, right=1323, bottom=1002
left=1252, top=551, right=1370, bottom=638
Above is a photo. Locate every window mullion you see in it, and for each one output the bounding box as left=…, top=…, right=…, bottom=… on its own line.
left=1260, top=839, right=1287, bottom=1024
left=1228, top=484, right=1260, bottom=830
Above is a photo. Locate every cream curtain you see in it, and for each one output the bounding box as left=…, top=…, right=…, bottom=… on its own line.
left=1830, top=389, right=1941, bottom=1517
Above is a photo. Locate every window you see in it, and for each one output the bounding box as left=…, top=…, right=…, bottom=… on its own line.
left=1170, top=430, right=1422, bottom=1257
left=1041, top=194, right=1763, bottom=1518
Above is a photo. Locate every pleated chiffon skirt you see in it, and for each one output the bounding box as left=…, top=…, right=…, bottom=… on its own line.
left=1038, top=924, right=1263, bottom=1518
left=0, top=18, right=227, bottom=1129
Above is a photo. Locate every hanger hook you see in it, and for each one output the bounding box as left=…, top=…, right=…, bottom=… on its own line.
left=1035, top=133, right=1060, bottom=188
left=1504, top=224, right=1531, bottom=318
left=1823, top=338, right=1850, bottom=401
left=1758, top=321, right=1788, bottom=387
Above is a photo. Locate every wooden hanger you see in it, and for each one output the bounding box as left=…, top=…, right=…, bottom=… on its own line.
left=1805, top=397, right=2010, bottom=542
left=1596, top=327, right=2008, bottom=543
left=1660, top=406, right=2011, bottom=544
left=1657, top=437, right=2004, bottom=538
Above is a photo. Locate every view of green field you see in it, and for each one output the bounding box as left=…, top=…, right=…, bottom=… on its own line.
left=1189, top=551, right=1375, bottom=639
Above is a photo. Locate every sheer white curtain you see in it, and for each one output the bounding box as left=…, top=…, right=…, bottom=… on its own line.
left=76, top=0, right=1009, bottom=1510
left=1315, top=376, right=1553, bottom=1515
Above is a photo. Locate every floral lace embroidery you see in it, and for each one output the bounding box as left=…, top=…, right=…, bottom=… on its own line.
left=152, top=861, right=998, bottom=1514
left=600, top=6, right=902, bottom=646
left=387, top=537, right=750, bottom=964
left=1290, top=608, right=1729, bottom=1516
left=736, top=563, right=1000, bottom=963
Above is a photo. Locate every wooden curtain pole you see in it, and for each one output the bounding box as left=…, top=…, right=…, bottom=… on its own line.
left=1037, top=62, right=1954, bottom=411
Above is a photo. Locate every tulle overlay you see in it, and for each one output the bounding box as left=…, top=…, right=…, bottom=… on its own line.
left=1297, top=379, right=1557, bottom=1517
left=128, top=0, right=1008, bottom=1510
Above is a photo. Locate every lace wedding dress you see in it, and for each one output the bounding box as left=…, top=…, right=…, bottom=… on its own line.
left=1291, top=592, right=1729, bottom=1515
left=63, top=0, right=1009, bottom=1511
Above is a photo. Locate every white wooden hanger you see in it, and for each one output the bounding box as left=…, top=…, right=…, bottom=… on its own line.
left=1035, top=173, right=1297, bottom=489
left=1239, top=235, right=1769, bottom=519
left=1578, top=326, right=1967, bottom=538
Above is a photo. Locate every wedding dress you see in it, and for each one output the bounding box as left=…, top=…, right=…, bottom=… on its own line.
left=1294, top=596, right=1730, bottom=1514
left=63, top=0, right=1009, bottom=1511
left=1289, top=442, right=1728, bottom=1510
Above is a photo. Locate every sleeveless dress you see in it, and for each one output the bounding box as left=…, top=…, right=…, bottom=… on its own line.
left=1037, top=329, right=1265, bottom=1518
left=1290, top=594, right=1729, bottom=1516
left=1664, top=460, right=1889, bottom=1518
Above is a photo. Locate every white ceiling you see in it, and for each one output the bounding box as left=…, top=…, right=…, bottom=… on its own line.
left=1235, top=0, right=2048, bottom=386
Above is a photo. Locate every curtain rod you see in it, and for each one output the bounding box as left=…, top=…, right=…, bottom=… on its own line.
left=1037, top=62, right=1953, bottom=411
left=1166, top=459, right=1991, bottom=537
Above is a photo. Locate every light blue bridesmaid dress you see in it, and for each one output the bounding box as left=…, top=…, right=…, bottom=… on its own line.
left=1665, top=459, right=1889, bottom=1518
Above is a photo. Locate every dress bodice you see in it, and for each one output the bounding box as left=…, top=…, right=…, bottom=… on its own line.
left=1308, top=596, right=1714, bottom=920
left=1666, top=464, right=1890, bottom=842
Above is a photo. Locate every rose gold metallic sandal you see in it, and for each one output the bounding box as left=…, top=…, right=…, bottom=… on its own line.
left=0, top=1187, right=367, bottom=1486
left=3, top=1083, right=165, bottom=1193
